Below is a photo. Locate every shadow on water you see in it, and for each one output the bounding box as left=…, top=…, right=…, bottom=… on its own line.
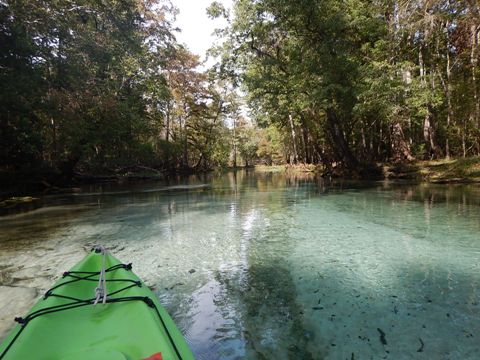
left=290, top=259, right=479, bottom=360
left=214, top=262, right=319, bottom=360
left=0, top=204, right=97, bottom=250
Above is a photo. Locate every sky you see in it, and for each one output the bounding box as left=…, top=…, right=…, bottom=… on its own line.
left=173, top=0, right=233, bottom=66
left=172, top=0, right=250, bottom=123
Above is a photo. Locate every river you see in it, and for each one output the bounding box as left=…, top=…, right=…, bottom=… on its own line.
left=0, top=170, right=479, bottom=359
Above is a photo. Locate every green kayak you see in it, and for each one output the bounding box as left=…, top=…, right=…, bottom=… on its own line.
left=0, top=248, right=194, bottom=360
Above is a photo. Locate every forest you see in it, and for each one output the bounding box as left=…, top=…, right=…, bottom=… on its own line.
left=1, top=0, right=480, bottom=189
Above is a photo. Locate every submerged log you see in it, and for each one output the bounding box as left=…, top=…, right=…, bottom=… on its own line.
left=377, top=328, right=387, bottom=345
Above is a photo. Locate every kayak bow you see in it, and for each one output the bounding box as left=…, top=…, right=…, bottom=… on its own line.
left=0, top=248, right=194, bottom=360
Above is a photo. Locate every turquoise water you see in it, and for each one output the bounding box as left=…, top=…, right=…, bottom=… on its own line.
left=0, top=171, right=479, bottom=359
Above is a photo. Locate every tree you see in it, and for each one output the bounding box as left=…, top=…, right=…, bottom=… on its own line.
left=210, top=0, right=480, bottom=172
left=0, top=0, right=177, bottom=181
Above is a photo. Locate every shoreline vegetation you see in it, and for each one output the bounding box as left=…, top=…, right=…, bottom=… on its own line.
left=257, top=156, right=480, bottom=184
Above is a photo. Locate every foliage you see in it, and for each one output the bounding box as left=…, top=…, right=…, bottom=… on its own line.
left=0, top=0, right=236, bottom=183
left=237, top=125, right=259, bottom=167
left=211, top=0, right=480, bottom=170
left=256, top=126, right=285, bottom=165
left=3, top=0, right=480, bottom=185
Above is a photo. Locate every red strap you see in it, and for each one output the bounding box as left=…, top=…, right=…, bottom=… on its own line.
left=143, top=352, right=163, bottom=360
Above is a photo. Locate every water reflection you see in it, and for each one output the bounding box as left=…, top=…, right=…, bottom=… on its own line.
left=0, top=171, right=479, bottom=359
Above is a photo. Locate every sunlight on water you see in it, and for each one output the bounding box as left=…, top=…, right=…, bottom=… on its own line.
left=0, top=172, right=479, bottom=359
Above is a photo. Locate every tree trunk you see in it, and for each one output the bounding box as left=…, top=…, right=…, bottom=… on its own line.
left=419, top=43, right=442, bottom=159
left=165, top=101, right=171, bottom=142
left=232, top=117, right=237, bottom=168
left=419, top=45, right=426, bottom=82
left=288, top=114, right=298, bottom=164
left=445, top=20, right=453, bottom=158
left=326, top=107, right=359, bottom=169
left=423, top=111, right=434, bottom=159
left=391, top=122, right=414, bottom=161
left=181, top=113, right=188, bottom=169
left=300, top=114, right=312, bottom=163
left=300, top=125, right=308, bottom=163
left=471, top=24, right=479, bottom=154
left=423, top=107, right=443, bottom=159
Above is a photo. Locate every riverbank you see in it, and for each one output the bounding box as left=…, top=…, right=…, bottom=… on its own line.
left=255, top=157, right=480, bottom=183
left=0, top=166, right=168, bottom=200
left=384, top=157, right=480, bottom=183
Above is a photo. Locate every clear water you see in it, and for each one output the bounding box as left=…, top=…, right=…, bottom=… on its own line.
left=0, top=171, right=479, bottom=359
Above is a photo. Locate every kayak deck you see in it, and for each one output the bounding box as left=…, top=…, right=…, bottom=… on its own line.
left=0, top=249, right=194, bottom=360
